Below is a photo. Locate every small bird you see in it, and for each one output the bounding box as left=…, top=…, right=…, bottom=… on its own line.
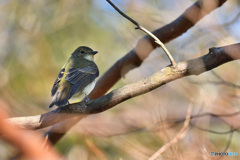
left=49, top=46, right=99, bottom=108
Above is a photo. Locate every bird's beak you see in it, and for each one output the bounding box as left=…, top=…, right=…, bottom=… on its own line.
left=89, top=51, right=98, bottom=55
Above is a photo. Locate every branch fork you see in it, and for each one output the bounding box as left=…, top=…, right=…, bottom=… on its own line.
left=106, top=0, right=176, bottom=66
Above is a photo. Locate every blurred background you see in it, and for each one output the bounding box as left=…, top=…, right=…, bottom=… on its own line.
left=0, top=0, right=240, bottom=159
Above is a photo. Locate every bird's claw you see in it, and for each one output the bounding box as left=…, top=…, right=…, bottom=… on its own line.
left=85, top=96, right=90, bottom=102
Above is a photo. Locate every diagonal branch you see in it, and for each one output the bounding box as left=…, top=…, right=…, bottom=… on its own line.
left=7, top=43, right=240, bottom=130
left=106, top=0, right=176, bottom=66
left=106, top=0, right=139, bottom=26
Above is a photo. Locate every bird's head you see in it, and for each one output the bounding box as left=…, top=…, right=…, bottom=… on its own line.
left=72, top=46, right=98, bottom=61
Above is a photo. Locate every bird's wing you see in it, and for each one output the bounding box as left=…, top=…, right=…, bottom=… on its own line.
left=49, top=82, right=71, bottom=108
left=65, top=64, right=99, bottom=97
left=51, top=67, right=65, bottom=96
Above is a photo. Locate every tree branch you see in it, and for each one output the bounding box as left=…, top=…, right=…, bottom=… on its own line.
left=106, top=0, right=176, bottom=66
left=7, top=43, right=240, bottom=130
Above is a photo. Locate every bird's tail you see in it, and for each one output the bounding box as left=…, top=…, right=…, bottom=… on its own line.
left=49, top=101, right=55, bottom=108
left=49, top=84, right=72, bottom=108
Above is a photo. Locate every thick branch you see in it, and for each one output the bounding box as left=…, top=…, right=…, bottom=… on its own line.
left=8, top=43, right=240, bottom=130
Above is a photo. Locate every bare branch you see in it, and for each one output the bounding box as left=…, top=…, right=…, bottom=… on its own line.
left=106, top=0, right=176, bottom=66
left=7, top=43, right=240, bottom=130
left=191, top=124, right=239, bottom=134
left=148, top=102, right=193, bottom=160
left=223, top=127, right=234, bottom=152
left=106, top=0, right=139, bottom=26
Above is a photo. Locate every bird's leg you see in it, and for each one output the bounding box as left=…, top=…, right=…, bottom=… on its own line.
left=85, top=95, right=90, bottom=102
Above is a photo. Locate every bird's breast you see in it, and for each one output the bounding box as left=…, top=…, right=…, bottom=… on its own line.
left=69, top=80, right=96, bottom=103
left=82, top=80, right=96, bottom=95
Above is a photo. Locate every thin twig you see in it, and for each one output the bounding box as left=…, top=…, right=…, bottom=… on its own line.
left=148, top=102, right=193, bottom=160
left=191, top=123, right=239, bottom=134
left=106, top=0, right=176, bottom=66
left=214, top=127, right=234, bottom=160
left=138, top=26, right=176, bottom=66
left=106, top=0, right=139, bottom=26
left=222, top=127, right=234, bottom=153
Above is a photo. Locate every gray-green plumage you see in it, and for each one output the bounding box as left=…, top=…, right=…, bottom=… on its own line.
left=49, top=46, right=99, bottom=108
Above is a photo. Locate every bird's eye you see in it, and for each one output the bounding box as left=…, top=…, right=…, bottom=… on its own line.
left=80, top=51, right=85, bottom=54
